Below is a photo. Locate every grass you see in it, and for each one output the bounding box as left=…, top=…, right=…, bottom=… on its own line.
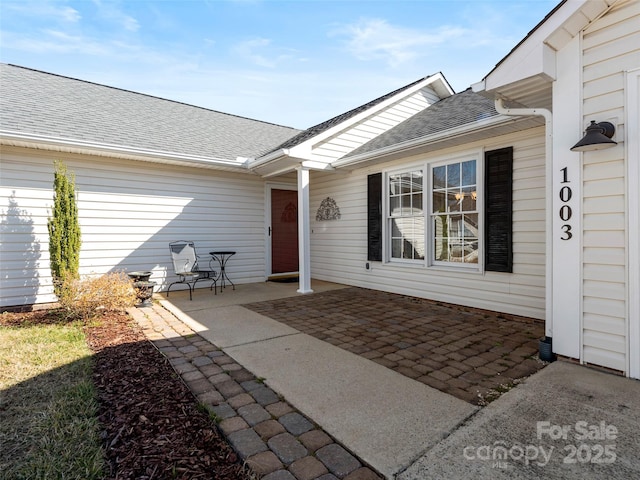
left=0, top=314, right=104, bottom=480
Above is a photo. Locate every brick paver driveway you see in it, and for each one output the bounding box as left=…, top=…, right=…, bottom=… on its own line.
left=246, top=287, right=545, bottom=405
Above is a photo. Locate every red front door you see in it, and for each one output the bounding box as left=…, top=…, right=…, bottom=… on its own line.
left=271, top=189, right=299, bottom=274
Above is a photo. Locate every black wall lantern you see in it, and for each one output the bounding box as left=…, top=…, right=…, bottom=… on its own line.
left=570, top=120, right=617, bottom=152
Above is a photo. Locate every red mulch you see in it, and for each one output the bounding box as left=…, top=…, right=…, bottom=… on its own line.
left=1, top=309, right=250, bottom=480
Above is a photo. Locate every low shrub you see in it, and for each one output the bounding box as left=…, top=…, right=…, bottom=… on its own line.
left=58, top=271, right=137, bottom=320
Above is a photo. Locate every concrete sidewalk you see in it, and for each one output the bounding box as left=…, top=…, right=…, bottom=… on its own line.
left=399, top=361, right=640, bottom=479
left=160, top=281, right=640, bottom=479
left=160, top=282, right=477, bottom=478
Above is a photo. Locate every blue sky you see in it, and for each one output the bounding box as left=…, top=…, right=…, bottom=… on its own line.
left=0, top=0, right=559, bottom=128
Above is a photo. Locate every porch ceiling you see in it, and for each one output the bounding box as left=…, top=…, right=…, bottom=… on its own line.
left=480, top=75, right=553, bottom=111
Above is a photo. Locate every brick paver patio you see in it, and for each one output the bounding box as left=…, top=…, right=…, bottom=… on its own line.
left=245, top=287, right=546, bottom=405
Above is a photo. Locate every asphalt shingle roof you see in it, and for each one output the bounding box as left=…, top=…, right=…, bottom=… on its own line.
left=0, top=64, right=301, bottom=161
left=345, top=88, right=498, bottom=158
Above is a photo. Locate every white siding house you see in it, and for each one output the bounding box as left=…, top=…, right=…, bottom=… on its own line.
left=1, top=0, right=638, bottom=378
left=0, top=64, right=301, bottom=307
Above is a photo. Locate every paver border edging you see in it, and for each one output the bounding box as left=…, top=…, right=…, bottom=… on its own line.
left=127, top=303, right=383, bottom=480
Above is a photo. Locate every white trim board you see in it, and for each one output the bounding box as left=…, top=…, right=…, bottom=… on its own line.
left=626, top=68, right=640, bottom=379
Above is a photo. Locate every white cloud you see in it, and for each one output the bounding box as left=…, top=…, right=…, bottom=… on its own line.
left=231, top=38, right=301, bottom=69
left=3, top=1, right=80, bottom=22
left=332, top=18, right=467, bottom=67
left=233, top=38, right=276, bottom=68
left=2, top=29, right=109, bottom=55
left=91, top=0, right=140, bottom=32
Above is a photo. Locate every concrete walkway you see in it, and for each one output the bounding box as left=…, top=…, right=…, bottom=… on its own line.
left=160, top=281, right=477, bottom=478
left=130, top=299, right=383, bottom=480
left=398, top=361, right=640, bottom=479
left=156, top=281, right=640, bottom=479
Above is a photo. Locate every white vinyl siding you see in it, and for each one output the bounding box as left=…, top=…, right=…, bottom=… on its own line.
left=580, top=0, right=640, bottom=371
left=0, top=147, right=267, bottom=307
left=310, top=127, right=546, bottom=319
left=312, top=87, right=441, bottom=161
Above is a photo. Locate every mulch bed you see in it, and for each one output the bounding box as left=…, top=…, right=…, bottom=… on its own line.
left=2, top=309, right=250, bottom=480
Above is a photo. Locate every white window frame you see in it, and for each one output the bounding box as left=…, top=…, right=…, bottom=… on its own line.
left=384, top=165, right=425, bottom=265
left=383, top=151, right=483, bottom=271
left=428, top=154, right=482, bottom=270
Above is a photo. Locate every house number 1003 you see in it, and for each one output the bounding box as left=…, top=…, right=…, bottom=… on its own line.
left=560, top=167, right=573, bottom=240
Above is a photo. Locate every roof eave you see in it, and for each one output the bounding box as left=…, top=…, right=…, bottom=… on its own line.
left=332, top=114, right=541, bottom=169
left=247, top=148, right=290, bottom=169
left=0, top=130, right=252, bottom=173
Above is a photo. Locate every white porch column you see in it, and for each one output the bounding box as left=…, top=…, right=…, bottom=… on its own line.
left=297, top=166, right=313, bottom=294
left=550, top=35, right=581, bottom=359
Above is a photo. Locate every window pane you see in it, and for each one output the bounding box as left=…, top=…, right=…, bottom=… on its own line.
left=433, top=191, right=445, bottom=213
left=461, top=187, right=477, bottom=211
left=389, top=174, right=402, bottom=195
left=392, top=218, right=401, bottom=237
left=403, top=239, right=414, bottom=259
left=447, top=163, right=460, bottom=187
left=412, top=171, right=423, bottom=192
left=401, top=194, right=412, bottom=215
left=412, top=193, right=423, bottom=215
left=449, top=214, right=463, bottom=238
left=433, top=215, right=447, bottom=261
left=447, top=191, right=460, bottom=213
left=414, top=217, right=425, bottom=259
left=464, top=213, right=478, bottom=236
left=464, top=240, right=479, bottom=264
left=433, top=166, right=446, bottom=189
left=401, top=174, right=412, bottom=194
left=462, top=160, right=476, bottom=187
left=392, top=238, right=402, bottom=258
left=390, top=196, right=400, bottom=216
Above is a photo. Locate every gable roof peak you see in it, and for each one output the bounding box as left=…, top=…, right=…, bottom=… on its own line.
left=263, top=72, right=454, bottom=154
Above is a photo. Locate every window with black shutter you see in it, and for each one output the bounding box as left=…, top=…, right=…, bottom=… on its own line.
left=367, top=173, right=382, bottom=261
left=484, top=147, right=513, bottom=272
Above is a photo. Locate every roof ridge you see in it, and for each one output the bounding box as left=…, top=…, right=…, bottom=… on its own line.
left=2, top=63, right=298, bottom=131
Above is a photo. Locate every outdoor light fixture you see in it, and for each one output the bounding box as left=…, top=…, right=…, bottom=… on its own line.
left=570, top=120, right=617, bottom=152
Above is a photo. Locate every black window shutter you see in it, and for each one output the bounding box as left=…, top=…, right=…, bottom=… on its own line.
left=485, top=147, right=513, bottom=272
left=367, top=173, right=383, bottom=261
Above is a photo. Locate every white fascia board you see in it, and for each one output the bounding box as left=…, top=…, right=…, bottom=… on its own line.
left=248, top=148, right=290, bottom=169
left=476, top=0, right=612, bottom=96
left=331, top=114, right=516, bottom=168
left=288, top=73, right=454, bottom=160
left=0, top=130, right=250, bottom=172
left=301, top=160, right=336, bottom=171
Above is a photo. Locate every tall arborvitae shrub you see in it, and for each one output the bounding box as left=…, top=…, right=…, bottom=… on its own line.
left=47, top=160, right=81, bottom=297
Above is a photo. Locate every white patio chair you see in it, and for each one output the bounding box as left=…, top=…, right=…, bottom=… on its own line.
left=167, top=240, right=218, bottom=300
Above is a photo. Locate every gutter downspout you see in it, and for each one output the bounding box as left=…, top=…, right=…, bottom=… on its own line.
left=494, top=98, right=553, bottom=340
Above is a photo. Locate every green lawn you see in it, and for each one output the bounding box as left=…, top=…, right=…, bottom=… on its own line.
left=0, top=315, right=103, bottom=480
